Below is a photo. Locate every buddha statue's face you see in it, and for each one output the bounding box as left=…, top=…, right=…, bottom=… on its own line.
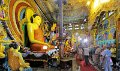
left=33, top=16, right=42, bottom=26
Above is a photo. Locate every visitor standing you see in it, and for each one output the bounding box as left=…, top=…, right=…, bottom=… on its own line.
left=91, top=46, right=97, bottom=64
left=101, top=45, right=112, bottom=71
left=110, top=44, right=116, bottom=68
left=94, top=45, right=101, bottom=65
left=78, top=47, right=83, bottom=61
left=83, top=47, right=90, bottom=65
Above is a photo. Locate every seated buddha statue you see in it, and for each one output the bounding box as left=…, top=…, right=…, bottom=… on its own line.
left=27, top=14, right=54, bottom=52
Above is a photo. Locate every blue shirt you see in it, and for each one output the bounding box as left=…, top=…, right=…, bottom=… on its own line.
left=102, top=49, right=111, bottom=57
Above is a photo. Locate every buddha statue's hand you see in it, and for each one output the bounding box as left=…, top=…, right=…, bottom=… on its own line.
left=49, top=45, right=55, bottom=49
left=46, top=43, right=51, bottom=47
left=46, top=44, right=55, bottom=49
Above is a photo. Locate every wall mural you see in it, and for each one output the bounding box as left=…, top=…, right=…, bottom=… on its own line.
left=96, top=12, right=116, bottom=47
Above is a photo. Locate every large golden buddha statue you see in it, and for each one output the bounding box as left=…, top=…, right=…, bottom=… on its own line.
left=26, top=8, right=54, bottom=52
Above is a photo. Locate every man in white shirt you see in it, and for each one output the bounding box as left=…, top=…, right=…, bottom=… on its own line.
left=83, top=47, right=90, bottom=65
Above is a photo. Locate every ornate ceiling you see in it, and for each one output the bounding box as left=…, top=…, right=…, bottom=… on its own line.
left=34, top=0, right=91, bottom=24
left=35, top=0, right=120, bottom=25
left=63, top=0, right=90, bottom=23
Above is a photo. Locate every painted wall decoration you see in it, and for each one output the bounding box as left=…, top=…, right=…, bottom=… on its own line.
left=104, top=31, right=109, bottom=40
left=110, top=28, right=116, bottom=39
left=95, top=11, right=116, bottom=47
left=109, top=16, right=115, bottom=26
left=103, top=20, right=109, bottom=30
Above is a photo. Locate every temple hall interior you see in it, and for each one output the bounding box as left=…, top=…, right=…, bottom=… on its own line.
left=0, top=0, right=120, bottom=71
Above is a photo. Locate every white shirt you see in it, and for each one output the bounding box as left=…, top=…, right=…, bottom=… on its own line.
left=83, top=48, right=89, bottom=56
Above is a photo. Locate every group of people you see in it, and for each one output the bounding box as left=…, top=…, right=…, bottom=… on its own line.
left=90, top=44, right=116, bottom=71
left=77, top=44, right=116, bottom=71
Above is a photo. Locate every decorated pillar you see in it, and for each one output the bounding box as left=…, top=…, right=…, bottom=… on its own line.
left=58, top=0, right=63, bottom=58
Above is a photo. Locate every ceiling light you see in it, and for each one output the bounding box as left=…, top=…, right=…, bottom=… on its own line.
left=75, top=28, right=79, bottom=30
left=75, top=25, right=79, bottom=27
left=108, top=11, right=114, bottom=16
left=84, top=19, right=87, bottom=22
left=87, top=1, right=90, bottom=6
left=100, top=0, right=110, bottom=3
left=68, top=25, right=72, bottom=27
left=84, top=38, right=88, bottom=43
left=69, top=23, right=72, bottom=26
left=69, top=28, right=72, bottom=30
left=93, top=0, right=99, bottom=9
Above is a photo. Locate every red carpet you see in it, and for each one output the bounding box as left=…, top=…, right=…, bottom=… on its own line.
left=77, top=60, right=97, bottom=71
left=75, top=55, right=97, bottom=71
